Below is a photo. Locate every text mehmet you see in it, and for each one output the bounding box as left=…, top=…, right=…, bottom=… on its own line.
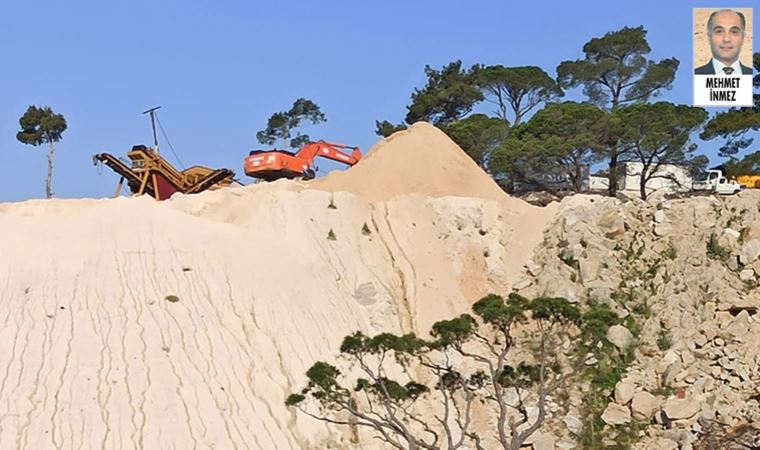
left=705, top=77, right=741, bottom=101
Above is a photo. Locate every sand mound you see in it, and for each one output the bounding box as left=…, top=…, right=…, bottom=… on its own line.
left=309, top=122, right=509, bottom=202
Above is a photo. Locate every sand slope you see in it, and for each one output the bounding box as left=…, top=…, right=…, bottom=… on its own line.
left=0, top=123, right=555, bottom=449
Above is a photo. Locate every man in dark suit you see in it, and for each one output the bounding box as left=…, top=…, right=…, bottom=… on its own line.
left=694, top=9, right=752, bottom=75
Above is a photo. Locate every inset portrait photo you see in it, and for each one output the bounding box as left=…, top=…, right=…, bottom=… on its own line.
left=693, top=8, right=753, bottom=106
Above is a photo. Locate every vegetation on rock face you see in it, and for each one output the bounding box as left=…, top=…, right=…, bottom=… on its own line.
left=287, top=293, right=601, bottom=450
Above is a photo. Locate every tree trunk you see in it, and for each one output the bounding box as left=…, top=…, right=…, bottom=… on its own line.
left=640, top=166, right=648, bottom=200
left=607, top=148, right=618, bottom=197
left=46, top=141, right=54, bottom=199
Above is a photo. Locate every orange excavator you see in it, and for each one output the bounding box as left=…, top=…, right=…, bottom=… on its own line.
left=244, top=141, right=361, bottom=181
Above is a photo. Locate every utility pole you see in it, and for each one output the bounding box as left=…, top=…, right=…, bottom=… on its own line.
left=142, top=106, right=161, bottom=153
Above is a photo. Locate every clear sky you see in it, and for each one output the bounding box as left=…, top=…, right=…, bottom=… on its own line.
left=0, top=0, right=757, bottom=201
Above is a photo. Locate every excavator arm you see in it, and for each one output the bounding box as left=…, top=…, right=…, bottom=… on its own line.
left=295, top=141, right=362, bottom=167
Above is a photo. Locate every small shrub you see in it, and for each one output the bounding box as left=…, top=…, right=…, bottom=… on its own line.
left=361, top=223, right=371, bottom=236
left=657, top=328, right=671, bottom=351
left=706, top=232, right=728, bottom=260
left=165, top=295, right=179, bottom=303
left=327, top=229, right=337, bottom=240
left=328, top=194, right=337, bottom=209
left=558, top=238, right=569, bottom=248
left=663, top=243, right=677, bottom=260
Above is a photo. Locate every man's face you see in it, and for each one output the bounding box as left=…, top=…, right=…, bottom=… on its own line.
left=709, top=11, right=744, bottom=64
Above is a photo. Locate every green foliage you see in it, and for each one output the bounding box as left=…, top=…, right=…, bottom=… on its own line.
left=17, top=105, right=68, bottom=199
left=530, top=296, right=582, bottom=324
left=16, top=105, right=67, bottom=146
left=615, top=102, right=707, bottom=199
left=722, top=150, right=760, bottom=177
left=471, top=65, right=563, bottom=124
left=472, top=293, right=529, bottom=328
left=288, top=293, right=583, bottom=449
left=706, top=232, right=728, bottom=259
left=285, top=393, right=305, bottom=407
left=429, top=314, right=476, bottom=346
left=499, top=102, right=609, bottom=193
left=444, top=114, right=509, bottom=169
left=405, top=60, right=483, bottom=126
left=657, top=328, right=671, bottom=351
left=556, top=25, right=678, bottom=197
left=327, top=228, right=336, bottom=240
left=374, top=120, right=407, bottom=137
left=557, top=26, right=678, bottom=109
left=256, top=98, right=326, bottom=149
left=580, top=302, right=620, bottom=344
left=663, top=243, right=678, bottom=260
left=497, top=362, right=540, bottom=389
left=361, top=222, right=371, bottom=235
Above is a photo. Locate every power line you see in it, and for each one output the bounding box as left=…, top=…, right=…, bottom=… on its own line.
left=155, top=115, right=186, bottom=170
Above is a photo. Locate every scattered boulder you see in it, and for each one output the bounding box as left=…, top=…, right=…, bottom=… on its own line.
left=662, top=398, right=700, bottom=420
left=601, top=402, right=631, bottom=425
left=531, top=432, right=555, bottom=450
left=645, top=437, right=678, bottom=450
left=739, top=269, right=755, bottom=281
left=597, top=210, right=626, bottom=239
left=631, top=391, right=661, bottom=420
left=739, top=239, right=760, bottom=265
left=614, top=380, right=635, bottom=405
left=512, top=278, right=533, bottom=291
left=607, top=325, right=635, bottom=351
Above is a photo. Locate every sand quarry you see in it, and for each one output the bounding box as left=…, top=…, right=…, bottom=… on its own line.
left=0, top=122, right=557, bottom=449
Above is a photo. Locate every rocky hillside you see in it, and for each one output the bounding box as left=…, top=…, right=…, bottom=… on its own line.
left=514, top=190, right=760, bottom=449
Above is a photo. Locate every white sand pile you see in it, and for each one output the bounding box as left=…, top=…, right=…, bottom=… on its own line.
left=0, top=123, right=558, bottom=449
left=310, top=121, right=509, bottom=202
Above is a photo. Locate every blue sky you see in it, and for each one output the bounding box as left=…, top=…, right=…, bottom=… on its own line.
left=0, top=0, right=756, bottom=201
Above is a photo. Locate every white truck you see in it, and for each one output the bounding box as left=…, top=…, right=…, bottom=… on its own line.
left=693, top=169, right=745, bottom=195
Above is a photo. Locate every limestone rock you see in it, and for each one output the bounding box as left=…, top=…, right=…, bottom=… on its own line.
left=654, top=210, right=668, bottom=223
left=531, top=433, right=555, bottom=450
left=654, top=222, right=673, bottom=237
left=614, top=380, right=636, bottom=405
left=607, top=325, right=635, bottom=351
left=632, top=391, right=661, bottom=420
left=513, top=277, right=533, bottom=291
left=645, top=437, right=678, bottom=450
left=662, top=398, right=700, bottom=420
left=739, top=239, right=760, bottom=265
left=526, top=260, right=541, bottom=277
left=564, top=414, right=583, bottom=435
left=739, top=269, right=755, bottom=281
left=579, top=258, right=600, bottom=283
left=601, top=402, right=631, bottom=425
left=597, top=210, right=626, bottom=239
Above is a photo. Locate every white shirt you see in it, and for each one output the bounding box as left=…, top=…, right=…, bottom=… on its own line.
left=711, top=58, right=742, bottom=75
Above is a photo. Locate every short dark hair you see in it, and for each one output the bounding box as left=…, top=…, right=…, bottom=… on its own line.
left=707, top=9, right=746, bottom=35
